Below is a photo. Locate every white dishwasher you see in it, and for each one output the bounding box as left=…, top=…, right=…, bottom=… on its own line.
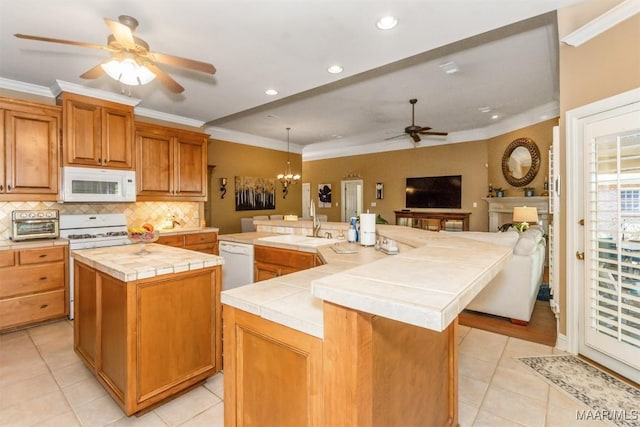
left=219, top=241, right=255, bottom=290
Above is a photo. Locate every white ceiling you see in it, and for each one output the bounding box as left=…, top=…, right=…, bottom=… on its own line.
left=0, top=0, right=583, bottom=159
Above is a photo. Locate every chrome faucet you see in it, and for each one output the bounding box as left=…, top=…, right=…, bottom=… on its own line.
left=310, top=200, right=321, bottom=237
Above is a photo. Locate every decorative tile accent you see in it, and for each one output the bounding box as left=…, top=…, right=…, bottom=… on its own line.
left=0, top=201, right=203, bottom=240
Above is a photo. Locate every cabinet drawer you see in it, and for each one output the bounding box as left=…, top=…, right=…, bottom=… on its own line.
left=19, top=246, right=65, bottom=265
left=0, top=251, right=15, bottom=268
left=184, top=243, right=216, bottom=254
left=185, top=232, right=217, bottom=245
left=0, top=263, right=65, bottom=298
left=157, top=235, right=184, bottom=247
left=254, top=246, right=316, bottom=269
left=0, top=289, right=66, bottom=330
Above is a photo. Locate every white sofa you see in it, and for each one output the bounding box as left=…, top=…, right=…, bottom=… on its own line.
left=450, top=228, right=546, bottom=325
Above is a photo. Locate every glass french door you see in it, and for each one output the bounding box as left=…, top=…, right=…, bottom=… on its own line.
left=582, top=103, right=640, bottom=381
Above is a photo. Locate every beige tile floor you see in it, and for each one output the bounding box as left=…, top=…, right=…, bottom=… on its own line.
left=0, top=320, right=611, bottom=427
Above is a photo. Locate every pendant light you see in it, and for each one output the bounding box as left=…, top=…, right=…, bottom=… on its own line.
left=277, top=127, right=300, bottom=199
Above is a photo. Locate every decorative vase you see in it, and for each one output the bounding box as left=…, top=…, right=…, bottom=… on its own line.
left=524, top=189, right=534, bottom=197
left=496, top=190, right=505, bottom=198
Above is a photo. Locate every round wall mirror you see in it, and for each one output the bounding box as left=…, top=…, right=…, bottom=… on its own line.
left=501, top=137, right=540, bottom=187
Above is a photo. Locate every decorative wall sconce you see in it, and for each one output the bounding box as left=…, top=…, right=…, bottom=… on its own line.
left=376, top=182, right=384, bottom=199
left=220, top=177, right=227, bottom=199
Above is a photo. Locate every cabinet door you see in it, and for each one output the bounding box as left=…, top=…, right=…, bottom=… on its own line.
left=4, top=107, right=60, bottom=196
left=136, top=128, right=174, bottom=197
left=174, top=134, right=206, bottom=199
left=101, top=107, right=133, bottom=169
left=63, top=97, right=101, bottom=167
left=254, top=261, right=280, bottom=282
left=74, top=262, right=97, bottom=369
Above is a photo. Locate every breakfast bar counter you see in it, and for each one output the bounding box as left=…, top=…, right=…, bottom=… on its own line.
left=221, top=225, right=511, bottom=426
left=71, top=244, right=224, bottom=416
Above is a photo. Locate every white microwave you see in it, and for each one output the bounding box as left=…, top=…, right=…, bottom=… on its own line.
left=60, top=166, right=136, bottom=203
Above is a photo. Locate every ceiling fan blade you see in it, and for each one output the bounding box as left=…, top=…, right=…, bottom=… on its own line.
left=152, top=52, right=216, bottom=74
left=14, top=34, right=111, bottom=51
left=421, top=131, right=449, bottom=136
left=416, top=126, right=432, bottom=133
left=104, top=18, right=136, bottom=49
left=145, top=63, right=185, bottom=93
left=411, top=133, right=421, bottom=143
left=384, top=133, right=408, bottom=141
left=80, top=62, right=107, bottom=79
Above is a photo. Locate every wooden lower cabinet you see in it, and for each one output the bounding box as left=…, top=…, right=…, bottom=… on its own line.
left=157, top=231, right=218, bottom=255
left=254, top=245, right=321, bottom=281
left=223, top=302, right=458, bottom=427
left=0, top=245, right=68, bottom=331
left=223, top=306, right=324, bottom=426
left=74, top=261, right=222, bottom=415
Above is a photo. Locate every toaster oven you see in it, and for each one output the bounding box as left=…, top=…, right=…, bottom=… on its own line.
left=11, top=209, right=60, bottom=241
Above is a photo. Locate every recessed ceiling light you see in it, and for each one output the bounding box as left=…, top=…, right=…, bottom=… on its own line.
left=439, top=61, right=459, bottom=75
left=265, top=89, right=278, bottom=96
left=327, top=65, right=343, bottom=74
left=478, top=106, right=492, bottom=113
left=491, top=114, right=499, bottom=120
left=376, top=16, right=398, bottom=30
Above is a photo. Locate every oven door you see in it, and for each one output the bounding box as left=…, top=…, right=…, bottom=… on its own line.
left=12, top=219, right=59, bottom=241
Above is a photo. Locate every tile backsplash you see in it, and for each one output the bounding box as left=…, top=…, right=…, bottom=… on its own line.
left=0, top=201, right=204, bottom=240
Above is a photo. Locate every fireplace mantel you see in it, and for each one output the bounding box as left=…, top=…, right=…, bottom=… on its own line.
left=483, top=196, right=549, bottom=233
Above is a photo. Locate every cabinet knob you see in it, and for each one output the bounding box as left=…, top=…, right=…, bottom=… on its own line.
left=39, top=276, right=47, bottom=281
left=97, top=158, right=102, bottom=164
left=0, top=185, right=3, bottom=191
left=40, top=304, right=49, bottom=309
left=6, top=185, right=11, bottom=192
left=39, top=254, right=47, bottom=258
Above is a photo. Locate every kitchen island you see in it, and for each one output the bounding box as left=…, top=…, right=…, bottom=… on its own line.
left=71, top=243, right=224, bottom=416
left=221, top=225, right=511, bottom=426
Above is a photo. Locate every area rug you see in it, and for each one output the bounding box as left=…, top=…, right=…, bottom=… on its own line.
left=519, top=355, right=640, bottom=427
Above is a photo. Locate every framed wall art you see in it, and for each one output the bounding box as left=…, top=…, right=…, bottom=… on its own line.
left=235, top=176, right=276, bottom=211
left=318, top=183, right=332, bottom=208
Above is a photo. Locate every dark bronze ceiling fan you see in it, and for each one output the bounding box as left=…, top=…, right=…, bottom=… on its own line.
left=385, top=99, right=448, bottom=144
left=14, top=15, right=216, bottom=93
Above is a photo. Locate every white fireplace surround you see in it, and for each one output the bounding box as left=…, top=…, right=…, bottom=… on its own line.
left=483, top=196, right=549, bottom=235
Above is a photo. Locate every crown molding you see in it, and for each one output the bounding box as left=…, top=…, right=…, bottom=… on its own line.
left=0, top=77, right=55, bottom=98
left=205, top=126, right=303, bottom=154
left=52, top=80, right=141, bottom=106
left=561, top=0, right=640, bottom=47
left=302, top=101, right=559, bottom=161
left=135, top=107, right=205, bottom=128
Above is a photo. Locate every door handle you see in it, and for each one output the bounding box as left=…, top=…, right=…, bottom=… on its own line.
left=576, top=251, right=585, bottom=260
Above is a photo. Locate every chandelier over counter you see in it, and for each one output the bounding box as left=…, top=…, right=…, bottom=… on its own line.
left=277, top=127, right=300, bottom=199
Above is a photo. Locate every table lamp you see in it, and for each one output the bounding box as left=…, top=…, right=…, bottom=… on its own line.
left=513, top=206, right=538, bottom=231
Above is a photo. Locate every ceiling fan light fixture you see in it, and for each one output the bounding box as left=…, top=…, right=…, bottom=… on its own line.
left=327, top=65, right=343, bottom=74
left=265, top=88, right=278, bottom=96
left=376, top=16, right=398, bottom=30
left=101, top=58, right=156, bottom=86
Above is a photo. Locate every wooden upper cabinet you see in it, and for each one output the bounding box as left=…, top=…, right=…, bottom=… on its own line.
left=0, top=98, right=61, bottom=201
left=60, top=92, right=134, bottom=170
left=135, top=122, right=207, bottom=201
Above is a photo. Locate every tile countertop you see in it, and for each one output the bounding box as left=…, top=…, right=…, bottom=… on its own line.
left=71, top=243, right=224, bottom=282
left=221, top=226, right=512, bottom=339
left=0, top=238, right=69, bottom=251
left=158, top=226, right=219, bottom=236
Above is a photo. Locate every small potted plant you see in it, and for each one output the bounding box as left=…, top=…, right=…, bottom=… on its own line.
left=522, top=187, right=535, bottom=197
left=495, top=187, right=505, bottom=197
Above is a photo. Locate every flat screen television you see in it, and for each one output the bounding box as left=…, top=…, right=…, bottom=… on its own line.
left=405, top=175, right=462, bottom=209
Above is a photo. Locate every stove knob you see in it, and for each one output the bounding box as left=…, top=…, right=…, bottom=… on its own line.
left=29, top=212, right=36, bottom=218
left=45, top=212, right=53, bottom=218
left=37, top=212, right=44, bottom=218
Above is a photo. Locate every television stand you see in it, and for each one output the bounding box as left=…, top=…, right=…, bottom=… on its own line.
left=394, top=211, right=471, bottom=232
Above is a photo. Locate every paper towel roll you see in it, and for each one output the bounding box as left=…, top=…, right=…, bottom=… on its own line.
left=360, top=213, right=376, bottom=246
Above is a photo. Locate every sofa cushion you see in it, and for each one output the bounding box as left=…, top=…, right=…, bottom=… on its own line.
left=514, top=237, right=538, bottom=255
left=521, top=228, right=543, bottom=243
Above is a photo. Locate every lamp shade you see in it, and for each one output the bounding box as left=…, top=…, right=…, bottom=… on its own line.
left=513, top=206, right=538, bottom=223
